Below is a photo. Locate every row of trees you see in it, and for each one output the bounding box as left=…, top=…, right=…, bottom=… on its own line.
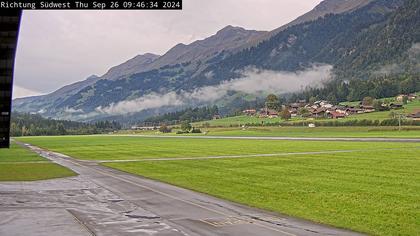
left=145, top=106, right=219, bottom=123
left=10, top=113, right=121, bottom=137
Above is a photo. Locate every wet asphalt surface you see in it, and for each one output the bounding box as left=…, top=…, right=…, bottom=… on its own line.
left=0, top=142, right=366, bottom=236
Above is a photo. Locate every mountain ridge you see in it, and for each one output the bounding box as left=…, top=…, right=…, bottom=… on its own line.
left=13, top=0, right=417, bottom=123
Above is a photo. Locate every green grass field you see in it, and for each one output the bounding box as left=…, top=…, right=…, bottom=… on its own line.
left=0, top=143, right=76, bottom=181
left=105, top=148, right=420, bottom=236
left=122, top=126, right=420, bottom=138
left=16, top=135, right=420, bottom=235
left=0, top=143, right=46, bottom=162
left=194, top=115, right=283, bottom=126
left=16, top=135, right=420, bottom=161
left=202, top=126, right=420, bottom=138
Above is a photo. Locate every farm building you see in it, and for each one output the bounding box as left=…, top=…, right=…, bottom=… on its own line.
left=327, top=111, right=346, bottom=119
left=408, top=110, right=420, bottom=120
left=242, top=109, right=257, bottom=116
left=259, top=109, right=279, bottom=118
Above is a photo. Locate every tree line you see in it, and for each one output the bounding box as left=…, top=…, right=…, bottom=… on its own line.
left=287, top=74, right=419, bottom=104
left=144, top=105, right=219, bottom=123
left=10, top=113, right=121, bottom=137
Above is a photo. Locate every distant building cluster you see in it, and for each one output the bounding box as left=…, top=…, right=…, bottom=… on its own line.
left=243, top=93, right=419, bottom=120
left=244, top=100, right=375, bottom=119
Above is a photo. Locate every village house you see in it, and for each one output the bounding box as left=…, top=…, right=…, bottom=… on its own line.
left=345, top=107, right=362, bottom=114
left=359, top=105, right=375, bottom=113
left=408, top=94, right=418, bottom=101
left=408, top=110, right=420, bottom=121
left=335, top=106, right=349, bottom=115
left=259, top=109, right=279, bottom=118
left=397, top=93, right=418, bottom=102
left=326, top=111, right=346, bottom=119
left=242, top=109, right=257, bottom=116
left=396, top=94, right=408, bottom=103
left=310, top=107, right=327, bottom=118
left=389, top=103, right=404, bottom=109
left=287, top=107, right=299, bottom=117
left=314, top=101, right=334, bottom=109
left=289, top=103, right=302, bottom=109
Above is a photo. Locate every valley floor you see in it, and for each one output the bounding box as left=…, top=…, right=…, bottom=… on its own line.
left=1, top=141, right=362, bottom=236
left=15, top=135, right=420, bottom=235
left=122, top=126, right=420, bottom=138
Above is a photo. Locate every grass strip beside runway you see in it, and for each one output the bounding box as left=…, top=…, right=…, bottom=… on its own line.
left=105, top=149, right=420, bottom=236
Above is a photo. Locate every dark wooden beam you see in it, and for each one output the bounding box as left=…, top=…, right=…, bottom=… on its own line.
left=0, top=10, right=21, bottom=148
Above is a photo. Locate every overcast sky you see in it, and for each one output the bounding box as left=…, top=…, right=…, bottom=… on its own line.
left=13, top=0, right=322, bottom=98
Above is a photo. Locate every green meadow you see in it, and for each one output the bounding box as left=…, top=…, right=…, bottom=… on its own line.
left=105, top=148, right=420, bottom=236
left=16, top=135, right=420, bottom=235
left=17, top=135, right=420, bottom=161
left=0, top=143, right=76, bottom=181
left=199, top=126, right=420, bottom=138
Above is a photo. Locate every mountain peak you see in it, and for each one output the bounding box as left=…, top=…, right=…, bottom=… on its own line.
left=86, top=75, right=99, bottom=81
left=216, top=25, right=248, bottom=35
left=100, top=53, right=160, bottom=81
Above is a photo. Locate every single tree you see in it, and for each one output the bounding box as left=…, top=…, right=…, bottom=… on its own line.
left=362, top=96, right=374, bottom=106
left=373, top=100, right=383, bottom=111
left=402, top=96, right=408, bottom=105
left=326, top=93, right=337, bottom=105
left=309, top=96, right=317, bottom=105
left=298, top=107, right=310, bottom=117
left=56, top=123, right=67, bottom=135
left=180, top=121, right=192, bottom=132
left=280, top=109, right=291, bottom=121
left=265, top=94, right=280, bottom=110
left=159, top=124, right=172, bottom=133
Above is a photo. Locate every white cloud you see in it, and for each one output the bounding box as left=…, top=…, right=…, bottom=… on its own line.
left=96, top=92, right=184, bottom=115
left=96, top=64, right=332, bottom=115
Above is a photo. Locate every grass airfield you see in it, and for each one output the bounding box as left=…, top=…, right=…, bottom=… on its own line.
left=192, top=126, right=420, bottom=138
left=0, top=143, right=76, bottom=181
left=106, top=149, right=420, bottom=236
left=15, top=134, right=420, bottom=235
left=122, top=126, right=420, bottom=138
left=17, top=135, right=420, bottom=161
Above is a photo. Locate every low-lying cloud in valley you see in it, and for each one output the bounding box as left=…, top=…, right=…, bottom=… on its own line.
left=81, top=64, right=333, bottom=116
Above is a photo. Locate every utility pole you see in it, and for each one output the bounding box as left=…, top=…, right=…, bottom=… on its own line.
left=398, top=114, right=401, bottom=131
left=396, top=113, right=405, bottom=131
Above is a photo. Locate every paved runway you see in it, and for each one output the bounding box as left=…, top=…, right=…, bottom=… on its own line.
left=1, top=143, right=365, bottom=236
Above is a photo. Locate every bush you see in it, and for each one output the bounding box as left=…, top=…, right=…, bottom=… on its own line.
left=159, top=125, right=172, bottom=133
left=176, top=131, right=189, bottom=134
left=191, top=128, right=202, bottom=133
left=181, top=121, right=192, bottom=132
